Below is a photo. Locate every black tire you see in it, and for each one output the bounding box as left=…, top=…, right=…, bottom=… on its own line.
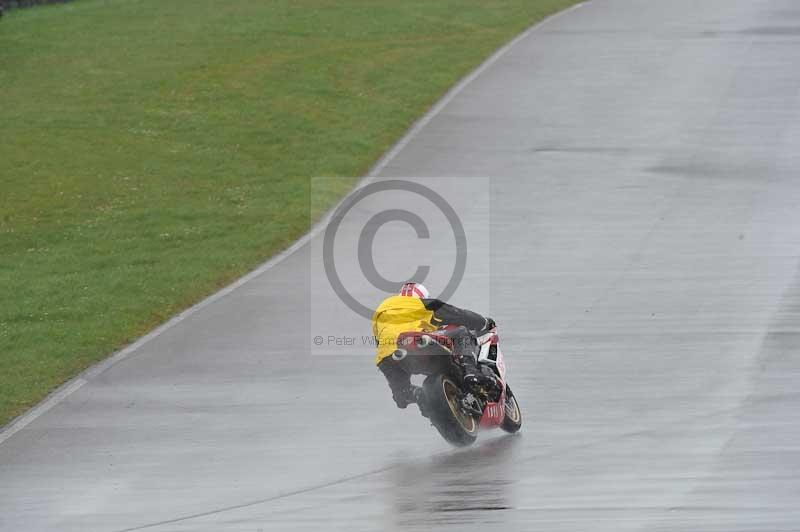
left=423, top=374, right=479, bottom=447
left=500, top=384, right=523, bottom=433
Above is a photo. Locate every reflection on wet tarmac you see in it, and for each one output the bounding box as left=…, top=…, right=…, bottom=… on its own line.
left=387, top=435, right=521, bottom=529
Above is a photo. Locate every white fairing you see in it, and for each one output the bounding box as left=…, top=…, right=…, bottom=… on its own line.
left=476, top=330, right=507, bottom=381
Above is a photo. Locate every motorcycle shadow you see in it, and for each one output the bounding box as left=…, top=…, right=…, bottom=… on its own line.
left=386, top=434, right=522, bottom=528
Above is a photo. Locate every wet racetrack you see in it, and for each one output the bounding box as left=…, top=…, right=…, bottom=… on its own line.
left=3, top=0, right=800, bottom=530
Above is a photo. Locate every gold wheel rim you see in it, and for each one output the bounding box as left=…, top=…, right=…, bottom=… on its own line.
left=443, top=378, right=477, bottom=433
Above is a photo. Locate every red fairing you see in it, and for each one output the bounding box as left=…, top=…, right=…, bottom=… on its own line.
left=479, top=376, right=507, bottom=427
left=480, top=401, right=505, bottom=427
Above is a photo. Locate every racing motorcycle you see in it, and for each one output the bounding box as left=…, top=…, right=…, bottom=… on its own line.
left=391, top=325, right=522, bottom=446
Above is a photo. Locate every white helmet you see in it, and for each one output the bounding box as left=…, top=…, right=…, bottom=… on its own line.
left=399, top=282, right=429, bottom=299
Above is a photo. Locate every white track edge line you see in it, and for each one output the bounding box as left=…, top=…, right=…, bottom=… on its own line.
left=0, top=1, right=585, bottom=447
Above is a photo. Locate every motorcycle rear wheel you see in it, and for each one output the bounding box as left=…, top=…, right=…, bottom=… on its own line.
left=423, top=374, right=479, bottom=447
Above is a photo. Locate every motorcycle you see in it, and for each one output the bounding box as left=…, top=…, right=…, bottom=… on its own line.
left=391, top=325, right=522, bottom=446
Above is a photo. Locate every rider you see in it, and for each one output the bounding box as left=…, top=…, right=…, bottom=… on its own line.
left=372, top=282, right=495, bottom=409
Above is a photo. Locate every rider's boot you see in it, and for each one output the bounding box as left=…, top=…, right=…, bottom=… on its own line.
left=462, top=357, right=483, bottom=389
left=395, top=384, right=424, bottom=409
left=462, top=354, right=497, bottom=392
left=448, top=327, right=484, bottom=390
left=379, top=357, right=417, bottom=409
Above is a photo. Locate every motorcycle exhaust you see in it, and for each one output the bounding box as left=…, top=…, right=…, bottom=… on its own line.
left=416, top=334, right=433, bottom=348
left=392, top=349, right=408, bottom=361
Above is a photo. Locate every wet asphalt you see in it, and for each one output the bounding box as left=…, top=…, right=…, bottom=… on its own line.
left=3, top=1, right=800, bottom=530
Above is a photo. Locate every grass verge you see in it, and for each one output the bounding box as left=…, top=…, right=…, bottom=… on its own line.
left=0, top=0, right=579, bottom=427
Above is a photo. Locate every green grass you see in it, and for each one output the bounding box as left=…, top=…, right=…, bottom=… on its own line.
left=0, top=0, right=578, bottom=427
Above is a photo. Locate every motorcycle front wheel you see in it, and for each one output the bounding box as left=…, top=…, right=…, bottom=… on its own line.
left=500, top=384, right=523, bottom=433
left=423, top=374, right=479, bottom=447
